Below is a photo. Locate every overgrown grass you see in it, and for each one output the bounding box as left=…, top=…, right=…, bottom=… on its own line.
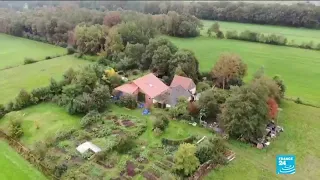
left=0, top=33, right=66, bottom=69
left=165, top=36, right=320, bottom=106
left=201, top=20, right=320, bottom=44
left=0, top=103, right=81, bottom=147
left=0, top=55, right=90, bottom=104
left=0, top=141, right=47, bottom=180
left=206, top=101, right=320, bottom=180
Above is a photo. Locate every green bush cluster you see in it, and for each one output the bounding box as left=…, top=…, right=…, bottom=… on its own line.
left=80, top=110, right=102, bottom=128
left=24, top=57, right=37, bottom=64
left=8, top=119, right=24, bottom=139
left=225, top=30, right=287, bottom=45
left=118, top=95, right=137, bottom=109
left=195, top=135, right=227, bottom=164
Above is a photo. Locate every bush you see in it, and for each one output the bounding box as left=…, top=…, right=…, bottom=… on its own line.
left=238, top=30, right=259, bottom=42
left=31, top=87, right=52, bottom=103
left=80, top=111, right=102, bottom=128
left=153, top=127, right=163, bottom=136
left=216, top=30, right=224, bottom=39
left=131, top=69, right=140, bottom=76
left=0, top=104, right=6, bottom=119
left=45, top=56, right=52, bottom=60
left=295, top=97, right=302, bottom=104
left=67, top=46, right=76, bottom=55
left=24, top=57, right=37, bottom=65
left=195, top=135, right=227, bottom=164
left=9, top=119, right=24, bottom=139
left=118, top=95, right=137, bottom=109
left=196, top=82, right=211, bottom=92
left=153, top=114, right=169, bottom=131
left=13, top=89, right=33, bottom=110
left=225, top=30, right=238, bottom=39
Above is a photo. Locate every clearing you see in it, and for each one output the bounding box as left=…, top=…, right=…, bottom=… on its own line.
left=0, top=140, right=47, bottom=180
left=0, top=33, right=66, bottom=69
left=201, top=20, right=320, bottom=44
left=166, top=36, right=320, bottom=106
left=0, top=55, right=90, bottom=104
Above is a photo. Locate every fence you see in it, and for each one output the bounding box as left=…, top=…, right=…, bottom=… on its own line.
left=0, top=130, right=59, bottom=180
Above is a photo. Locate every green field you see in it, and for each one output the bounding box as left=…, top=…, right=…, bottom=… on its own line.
left=165, top=36, right=320, bottom=106
left=0, top=33, right=66, bottom=69
left=0, top=103, right=81, bottom=147
left=201, top=20, right=320, bottom=44
left=0, top=55, right=90, bottom=104
left=0, top=140, right=47, bottom=180
left=206, top=101, right=320, bottom=180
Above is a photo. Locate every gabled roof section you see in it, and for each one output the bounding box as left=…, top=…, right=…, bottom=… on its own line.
left=133, top=73, right=169, bottom=98
left=115, top=83, right=138, bottom=94
left=170, top=75, right=196, bottom=90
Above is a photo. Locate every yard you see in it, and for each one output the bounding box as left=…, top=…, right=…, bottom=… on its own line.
left=0, top=140, right=47, bottom=180
left=0, top=33, right=66, bottom=69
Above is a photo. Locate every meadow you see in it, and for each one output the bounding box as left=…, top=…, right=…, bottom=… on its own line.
left=201, top=20, right=320, bottom=44
left=0, top=33, right=66, bottom=69
left=0, top=141, right=47, bottom=180
left=0, top=55, right=90, bottom=104
left=165, top=36, right=320, bottom=106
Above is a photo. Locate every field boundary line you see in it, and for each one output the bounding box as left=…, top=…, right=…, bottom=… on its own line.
left=0, top=130, right=59, bottom=180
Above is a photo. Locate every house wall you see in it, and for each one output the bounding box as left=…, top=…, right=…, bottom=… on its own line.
left=190, top=87, right=196, bottom=95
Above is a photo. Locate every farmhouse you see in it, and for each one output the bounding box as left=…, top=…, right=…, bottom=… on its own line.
left=115, top=73, right=196, bottom=107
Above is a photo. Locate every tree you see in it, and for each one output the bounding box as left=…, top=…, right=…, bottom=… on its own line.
left=207, top=22, right=220, bottom=37
left=13, top=89, right=33, bottom=110
left=267, top=98, right=278, bottom=120
left=150, top=45, right=173, bottom=76
left=273, top=75, right=286, bottom=98
left=103, top=11, right=122, bottom=27
left=174, top=143, right=200, bottom=176
left=74, top=24, right=107, bottom=54
left=124, top=43, right=145, bottom=69
left=211, top=54, right=247, bottom=89
left=141, top=38, right=178, bottom=70
left=196, top=82, right=210, bottom=93
left=9, top=119, right=24, bottom=139
left=169, top=49, right=200, bottom=82
left=219, top=84, right=269, bottom=141
left=252, top=76, right=281, bottom=103
left=198, top=89, right=220, bottom=121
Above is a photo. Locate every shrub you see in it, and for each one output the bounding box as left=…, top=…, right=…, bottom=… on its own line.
left=174, top=143, right=199, bottom=176
left=196, top=82, right=211, bottom=92
left=80, top=111, right=102, bottom=128
left=24, top=57, right=37, bottom=64
left=216, top=30, right=224, bottom=39
left=67, top=46, right=76, bottom=55
left=9, top=119, right=24, bottom=139
left=54, top=163, right=68, bottom=177
left=54, top=128, right=76, bottom=143
left=118, top=95, right=137, bottom=109
left=225, top=30, right=238, bottom=39
left=45, top=56, right=52, bottom=60
left=153, top=127, right=163, bottom=136
left=238, top=30, right=259, bottom=42
left=295, top=97, right=302, bottom=104
left=31, top=87, right=52, bottom=103
left=196, top=135, right=227, bottom=164
left=131, top=69, right=140, bottom=76
left=5, top=101, right=14, bottom=112
left=13, top=89, right=33, bottom=110
left=0, top=104, right=6, bottom=119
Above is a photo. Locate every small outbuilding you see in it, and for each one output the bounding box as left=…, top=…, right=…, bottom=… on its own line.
left=76, top=141, right=102, bottom=154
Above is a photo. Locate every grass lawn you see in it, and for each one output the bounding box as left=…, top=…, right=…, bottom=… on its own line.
left=165, top=36, right=320, bottom=106
left=0, top=140, right=47, bottom=180
left=201, top=20, right=320, bottom=44
left=0, top=103, right=81, bottom=147
left=206, top=100, right=320, bottom=180
left=0, top=33, right=66, bottom=69
left=0, top=55, right=90, bottom=104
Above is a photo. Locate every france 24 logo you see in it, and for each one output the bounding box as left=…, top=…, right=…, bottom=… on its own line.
left=276, top=155, right=296, bottom=174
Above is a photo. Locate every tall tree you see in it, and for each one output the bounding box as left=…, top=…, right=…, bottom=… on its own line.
left=211, top=54, right=247, bottom=89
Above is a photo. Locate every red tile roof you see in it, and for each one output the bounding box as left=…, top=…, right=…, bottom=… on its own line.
left=170, top=75, right=195, bottom=90
left=115, top=83, right=138, bottom=94
left=133, top=73, right=169, bottom=98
